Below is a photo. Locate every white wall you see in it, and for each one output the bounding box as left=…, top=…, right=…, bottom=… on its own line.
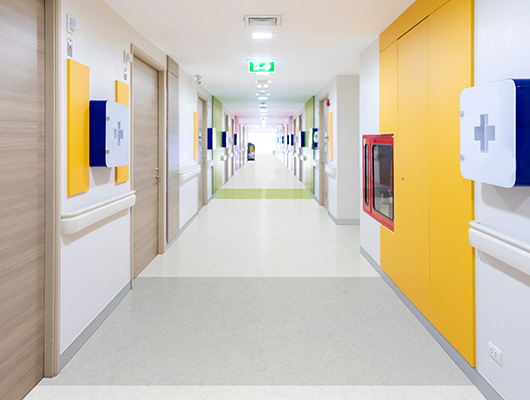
left=474, top=1, right=530, bottom=399
left=336, top=75, right=360, bottom=222
left=359, top=38, right=381, bottom=264
left=248, top=128, right=278, bottom=154
left=178, top=69, right=212, bottom=227
left=314, top=75, right=360, bottom=223
left=60, top=0, right=166, bottom=353
left=315, top=78, right=338, bottom=217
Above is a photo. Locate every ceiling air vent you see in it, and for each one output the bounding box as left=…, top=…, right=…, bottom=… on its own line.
left=244, top=15, right=282, bottom=27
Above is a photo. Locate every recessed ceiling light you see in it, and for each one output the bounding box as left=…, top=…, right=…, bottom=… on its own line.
left=263, top=84, right=269, bottom=88
left=257, top=84, right=263, bottom=89
left=252, top=32, right=274, bottom=40
left=258, top=96, right=268, bottom=100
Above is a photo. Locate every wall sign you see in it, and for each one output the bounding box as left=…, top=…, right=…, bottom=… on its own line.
left=460, top=79, right=530, bottom=187
left=89, top=100, right=130, bottom=167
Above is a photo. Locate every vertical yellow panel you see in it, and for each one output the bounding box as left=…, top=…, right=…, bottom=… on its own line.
left=379, top=0, right=449, bottom=51
left=67, top=59, right=90, bottom=196
left=115, top=80, right=130, bottom=184
left=380, top=42, right=399, bottom=134
left=328, top=112, right=333, bottom=161
left=428, top=0, right=475, bottom=366
left=116, top=80, right=130, bottom=107
left=381, top=19, right=431, bottom=317
left=193, top=111, right=198, bottom=161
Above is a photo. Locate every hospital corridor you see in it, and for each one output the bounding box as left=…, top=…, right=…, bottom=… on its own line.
left=27, top=155, right=484, bottom=399
left=1, top=0, right=530, bottom=399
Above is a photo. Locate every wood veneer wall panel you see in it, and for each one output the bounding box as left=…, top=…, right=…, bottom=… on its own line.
left=167, top=65, right=180, bottom=243
left=0, top=0, right=45, bottom=397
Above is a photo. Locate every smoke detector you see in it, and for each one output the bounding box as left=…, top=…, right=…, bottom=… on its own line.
left=244, top=15, right=282, bottom=27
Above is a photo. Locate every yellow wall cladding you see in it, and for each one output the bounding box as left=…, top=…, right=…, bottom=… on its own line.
left=194, top=111, right=198, bottom=161
left=115, top=80, right=130, bottom=184
left=67, top=59, right=90, bottom=196
left=380, top=0, right=449, bottom=51
left=379, top=0, right=475, bottom=366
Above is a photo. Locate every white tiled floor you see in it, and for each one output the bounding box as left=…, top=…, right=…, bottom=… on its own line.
left=27, top=154, right=485, bottom=400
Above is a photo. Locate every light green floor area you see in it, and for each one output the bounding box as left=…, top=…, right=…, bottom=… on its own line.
left=215, top=188, right=313, bottom=199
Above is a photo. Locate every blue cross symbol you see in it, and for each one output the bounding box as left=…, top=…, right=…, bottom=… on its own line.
left=114, top=121, right=124, bottom=147
left=474, top=114, right=495, bottom=153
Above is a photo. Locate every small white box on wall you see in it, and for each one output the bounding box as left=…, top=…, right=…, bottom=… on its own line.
left=460, top=79, right=530, bottom=188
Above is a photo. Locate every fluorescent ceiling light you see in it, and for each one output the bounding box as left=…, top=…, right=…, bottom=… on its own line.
left=258, top=96, right=268, bottom=100
left=257, top=84, right=263, bottom=89
left=252, top=32, right=274, bottom=40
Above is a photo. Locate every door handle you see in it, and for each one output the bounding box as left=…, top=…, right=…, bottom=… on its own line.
left=155, top=175, right=163, bottom=180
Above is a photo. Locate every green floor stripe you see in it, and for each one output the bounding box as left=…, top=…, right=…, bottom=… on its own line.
left=215, top=188, right=313, bottom=199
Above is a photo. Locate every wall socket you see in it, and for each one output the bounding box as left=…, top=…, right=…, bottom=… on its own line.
left=488, top=341, right=502, bottom=366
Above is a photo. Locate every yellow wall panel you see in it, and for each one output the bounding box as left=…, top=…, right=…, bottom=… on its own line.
left=328, top=112, right=333, bottom=161
left=67, top=59, right=90, bottom=196
left=382, top=19, right=431, bottom=317
left=379, top=0, right=476, bottom=366
left=193, top=111, right=198, bottom=161
left=115, top=80, right=130, bottom=184
left=380, top=0, right=449, bottom=51
left=116, top=80, right=130, bottom=107
left=428, top=0, right=475, bottom=366
left=380, top=42, right=399, bottom=135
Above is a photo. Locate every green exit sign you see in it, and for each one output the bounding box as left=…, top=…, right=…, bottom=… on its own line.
left=248, top=60, right=275, bottom=73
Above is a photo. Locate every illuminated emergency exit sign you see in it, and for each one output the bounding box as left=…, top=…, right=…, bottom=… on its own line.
left=248, top=60, right=276, bottom=73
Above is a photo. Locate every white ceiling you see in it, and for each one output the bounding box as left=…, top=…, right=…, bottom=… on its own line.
left=103, top=0, right=413, bottom=126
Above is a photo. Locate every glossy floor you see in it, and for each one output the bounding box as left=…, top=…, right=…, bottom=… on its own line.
left=27, top=154, right=485, bottom=399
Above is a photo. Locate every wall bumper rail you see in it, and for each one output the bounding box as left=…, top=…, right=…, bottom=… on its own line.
left=324, top=165, right=337, bottom=178
left=61, top=191, right=136, bottom=235
left=179, top=165, right=202, bottom=183
left=469, top=220, right=530, bottom=277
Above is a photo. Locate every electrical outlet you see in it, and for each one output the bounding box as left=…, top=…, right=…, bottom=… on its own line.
left=488, top=342, right=502, bottom=366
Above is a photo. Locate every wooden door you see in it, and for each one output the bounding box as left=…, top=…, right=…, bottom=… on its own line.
left=167, top=64, right=179, bottom=243
left=132, top=57, right=159, bottom=278
left=0, top=0, right=45, bottom=398
left=197, top=97, right=206, bottom=209
left=320, top=99, right=329, bottom=210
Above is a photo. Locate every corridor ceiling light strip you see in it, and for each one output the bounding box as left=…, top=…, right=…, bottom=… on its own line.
left=257, top=96, right=269, bottom=100
left=252, top=32, right=274, bottom=39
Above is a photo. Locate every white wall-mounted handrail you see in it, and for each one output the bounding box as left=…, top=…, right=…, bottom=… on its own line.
left=61, top=191, right=136, bottom=235
left=179, top=165, right=202, bottom=183
left=469, top=220, right=530, bottom=277
left=324, top=165, right=337, bottom=178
